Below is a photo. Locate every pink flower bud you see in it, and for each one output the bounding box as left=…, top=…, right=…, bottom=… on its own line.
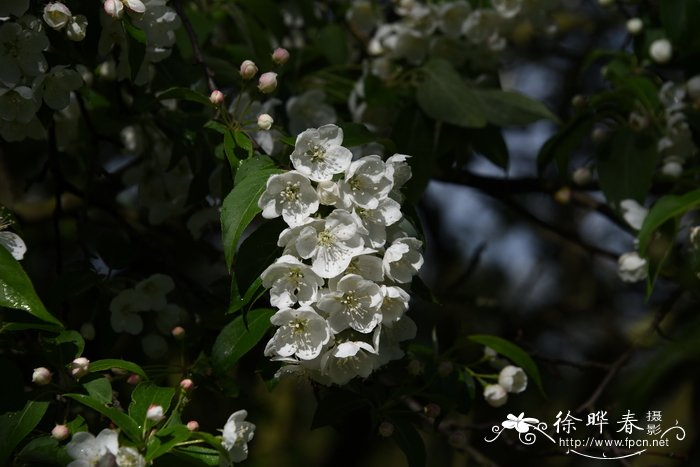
left=32, top=367, right=52, bottom=385
left=180, top=378, right=194, bottom=391
left=186, top=420, right=199, bottom=431
left=171, top=326, right=186, bottom=340
left=51, top=424, right=70, bottom=441
left=424, top=403, right=441, bottom=419
left=209, top=90, right=224, bottom=105
left=239, top=60, right=258, bottom=80
left=271, top=48, right=290, bottom=65
left=69, top=358, right=90, bottom=379
left=103, top=0, right=124, bottom=18
left=146, top=404, right=165, bottom=422
left=257, top=113, right=274, bottom=130
left=378, top=421, right=394, bottom=437
left=257, top=72, right=278, bottom=94
left=127, top=374, right=141, bottom=385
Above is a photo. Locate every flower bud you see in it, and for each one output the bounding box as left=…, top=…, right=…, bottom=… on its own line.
left=186, top=420, right=199, bottom=431
left=661, top=156, right=683, bottom=178
left=146, top=404, right=165, bottom=422
left=209, top=90, right=224, bottom=105
left=32, top=367, right=52, bottom=385
left=271, top=48, right=290, bottom=65
left=498, top=366, right=528, bottom=393
left=171, top=326, right=186, bottom=340
left=626, top=17, right=643, bottom=35
left=51, top=424, right=70, bottom=441
left=80, top=322, right=95, bottom=341
left=257, top=113, right=274, bottom=130
left=618, top=252, right=647, bottom=283
left=483, top=384, right=508, bottom=407
left=687, top=75, right=700, bottom=101
left=66, top=15, right=88, bottom=41
left=553, top=187, right=571, bottom=205
left=43, top=2, right=72, bottom=30
left=649, top=39, right=672, bottom=64
left=424, top=403, right=441, bottom=419
left=70, top=357, right=90, bottom=379
left=127, top=374, right=141, bottom=385
left=180, top=378, right=194, bottom=391
left=571, top=94, right=586, bottom=108
left=239, top=60, right=258, bottom=80
left=378, top=421, right=394, bottom=437
left=572, top=167, right=592, bottom=186
left=483, top=347, right=498, bottom=360
left=591, top=127, right=608, bottom=143
left=103, top=0, right=124, bottom=18
left=257, top=72, right=278, bottom=93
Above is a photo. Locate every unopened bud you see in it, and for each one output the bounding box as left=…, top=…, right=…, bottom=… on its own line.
left=103, top=0, right=124, bottom=18
left=209, top=90, right=224, bottom=105
left=649, top=39, right=672, bottom=64
left=554, top=187, right=571, bottom=205
left=186, top=420, right=199, bottom=431
left=626, top=18, right=643, bottom=35
left=424, top=403, right=441, bottom=419
left=43, top=2, right=72, bottom=30
left=257, top=72, right=278, bottom=93
left=483, top=384, right=508, bottom=407
left=687, top=75, right=700, bottom=101
left=572, top=167, right=592, bottom=186
left=180, top=378, right=194, bottom=391
left=239, top=60, right=258, bottom=80
left=571, top=94, right=586, bottom=108
left=591, top=127, right=608, bottom=143
left=51, top=424, right=70, bottom=441
left=378, top=421, right=394, bottom=437
left=70, top=358, right=90, bottom=379
left=271, top=47, right=290, bottom=65
left=146, top=404, right=165, bottom=422
left=32, top=367, right=52, bottom=385
left=127, top=374, right=141, bottom=385
left=171, top=326, right=186, bottom=340
left=257, top=113, right=274, bottom=130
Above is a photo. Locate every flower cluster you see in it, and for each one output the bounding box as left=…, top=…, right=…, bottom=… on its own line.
left=221, top=410, right=256, bottom=463
left=109, top=274, right=183, bottom=358
left=481, top=348, right=528, bottom=407
left=617, top=199, right=649, bottom=283
left=258, top=124, right=423, bottom=385
left=655, top=80, right=699, bottom=178
left=65, top=428, right=145, bottom=467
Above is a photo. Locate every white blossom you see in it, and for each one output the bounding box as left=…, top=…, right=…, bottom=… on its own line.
left=116, top=447, right=146, bottom=467
left=339, top=156, right=393, bottom=209
left=618, top=252, right=648, bottom=283
left=649, top=38, right=672, bottom=64
left=352, top=197, right=403, bottom=248
left=0, top=230, right=27, bottom=260
left=342, top=254, right=384, bottom=282
left=38, top=66, right=83, bottom=110
left=483, top=384, right=508, bottom=407
left=321, top=341, right=378, bottom=385
left=620, top=199, right=648, bottom=231
left=383, top=237, right=424, bottom=283
left=261, top=255, right=324, bottom=309
left=437, top=1, right=471, bottom=37
left=492, top=0, right=522, bottom=19
left=258, top=171, right=320, bottom=227
left=498, top=366, right=527, bottom=393
left=290, top=124, right=353, bottom=182
left=43, top=3, right=72, bottom=30
left=221, top=410, right=256, bottom=463
left=318, top=274, right=383, bottom=333
left=66, top=429, right=119, bottom=467
left=264, top=306, right=331, bottom=360
left=0, top=86, right=40, bottom=123
left=379, top=285, right=410, bottom=324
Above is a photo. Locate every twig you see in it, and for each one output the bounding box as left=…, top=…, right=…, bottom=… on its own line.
left=576, top=350, right=632, bottom=413
left=173, top=0, right=217, bottom=92
left=532, top=354, right=611, bottom=371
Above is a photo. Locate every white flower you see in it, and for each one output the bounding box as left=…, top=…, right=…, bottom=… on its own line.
left=0, top=230, right=27, bottom=260
left=321, top=341, right=378, bottom=385
left=492, top=0, right=522, bottom=19
left=620, top=199, right=648, bottom=230
left=261, top=255, right=324, bottom=309
left=626, top=17, right=643, bottom=35
left=135, top=274, right=174, bottom=310
left=104, top=0, right=146, bottom=19
left=618, top=252, right=648, bottom=283
left=258, top=171, right=320, bottom=227
left=462, top=10, right=499, bottom=44
left=687, top=75, right=700, bottom=101
left=498, top=366, right=527, bottom=393
left=649, top=38, right=672, bottom=64
left=110, top=289, right=148, bottom=334
left=257, top=71, right=278, bottom=93
left=483, top=384, right=508, bottom=407
left=437, top=1, right=472, bottom=37
left=0, top=22, right=49, bottom=87
left=116, top=447, right=146, bottom=467
left=295, top=210, right=366, bottom=278
left=286, top=89, right=337, bottom=136
left=222, top=410, right=256, bottom=463
left=66, top=428, right=119, bottom=467
left=257, top=113, right=274, bottom=130
left=383, top=237, right=424, bottom=283
left=385, top=154, right=412, bottom=200
left=0, top=86, right=40, bottom=123
left=352, top=197, right=403, bottom=248
left=70, top=357, right=90, bottom=378
left=38, top=66, right=83, bottom=110
left=379, top=285, right=410, bottom=324
left=316, top=180, right=341, bottom=206
left=339, top=156, right=393, bottom=209
left=66, top=15, right=88, bottom=41
left=290, top=124, right=353, bottom=182
left=318, top=274, right=383, bottom=333
left=375, top=315, right=417, bottom=366
left=277, top=218, right=324, bottom=257
left=264, top=306, right=331, bottom=360
left=342, top=254, right=384, bottom=282
left=43, top=3, right=72, bottom=30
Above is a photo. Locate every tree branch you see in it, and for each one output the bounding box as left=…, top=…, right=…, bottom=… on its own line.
left=173, top=0, right=217, bottom=92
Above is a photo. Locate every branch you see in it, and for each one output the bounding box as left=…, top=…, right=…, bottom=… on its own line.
left=173, top=0, right=217, bottom=92
left=576, top=350, right=632, bottom=413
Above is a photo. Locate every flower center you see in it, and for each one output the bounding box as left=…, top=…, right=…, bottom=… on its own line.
left=279, top=181, right=301, bottom=202
left=306, top=144, right=326, bottom=163
left=317, top=230, right=335, bottom=246
left=348, top=177, right=363, bottom=192
left=288, top=267, right=304, bottom=282
left=289, top=318, right=308, bottom=335
left=340, top=291, right=360, bottom=310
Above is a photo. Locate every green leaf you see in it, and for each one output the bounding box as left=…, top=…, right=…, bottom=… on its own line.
left=65, top=415, right=87, bottom=434
left=16, top=436, right=71, bottom=466
left=473, top=89, right=559, bottom=126
left=234, top=131, right=253, bottom=159
left=234, top=218, right=284, bottom=293
left=128, top=383, right=176, bottom=431
left=211, top=308, right=275, bottom=374
left=223, top=130, right=240, bottom=172
left=317, top=24, right=349, bottom=65
left=157, top=87, right=213, bottom=106
left=172, top=446, right=221, bottom=466
left=417, top=58, right=487, bottom=128
left=123, top=18, right=146, bottom=44
left=203, top=120, right=228, bottom=135
left=65, top=394, right=142, bottom=442
left=146, top=425, right=192, bottom=462
left=338, top=122, right=377, bottom=148
left=537, top=112, right=595, bottom=175
left=234, top=155, right=276, bottom=186
left=638, top=189, right=700, bottom=253
left=0, top=246, right=62, bottom=326
left=660, top=0, right=700, bottom=44
left=228, top=277, right=263, bottom=315
left=596, top=128, right=657, bottom=206
left=43, top=330, right=84, bottom=360
left=220, top=169, right=281, bottom=270
left=82, top=376, right=113, bottom=405
left=392, top=421, right=426, bottom=467
left=0, top=400, right=49, bottom=465
left=468, top=334, right=545, bottom=396
left=87, top=359, right=148, bottom=379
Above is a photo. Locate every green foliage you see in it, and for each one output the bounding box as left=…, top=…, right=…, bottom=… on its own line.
left=0, top=400, right=49, bottom=465
left=211, top=308, right=275, bottom=374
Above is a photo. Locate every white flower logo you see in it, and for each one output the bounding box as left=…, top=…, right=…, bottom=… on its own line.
left=501, top=413, right=540, bottom=433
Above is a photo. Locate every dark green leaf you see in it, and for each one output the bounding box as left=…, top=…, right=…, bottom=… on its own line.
left=204, top=120, right=228, bottom=135
left=16, top=436, right=71, bottom=466
left=0, top=400, right=49, bottom=465
left=82, top=376, right=113, bottom=405
left=220, top=169, right=281, bottom=270
left=65, top=415, right=87, bottom=434
left=317, top=24, right=349, bottom=65
left=146, top=425, right=192, bottom=462
left=157, top=87, right=213, bottom=106
left=473, top=89, right=559, bottom=126
left=417, top=58, right=486, bottom=128
left=639, top=189, right=700, bottom=253
left=468, top=334, right=545, bottom=396
left=87, top=359, right=148, bottom=379
left=172, top=446, right=221, bottom=466
left=223, top=130, right=240, bottom=172
left=338, top=122, right=377, bottom=148
left=211, top=308, right=275, bottom=374
left=393, top=421, right=426, bottom=467
left=65, top=394, right=141, bottom=442
left=128, top=383, right=176, bottom=431
left=234, top=131, right=253, bottom=159
left=43, top=330, right=84, bottom=360
left=0, top=246, right=62, bottom=326
left=537, top=112, right=595, bottom=175
left=234, top=155, right=276, bottom=186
